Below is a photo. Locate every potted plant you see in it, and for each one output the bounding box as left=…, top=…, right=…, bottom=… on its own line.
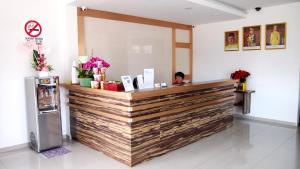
left=32, top=50, right=54, bottom=77
left=75, top=56, right=110, bottom=87
left=75, top=63, right=94, bottom=87
left=230, top=69, right=250, bottom=91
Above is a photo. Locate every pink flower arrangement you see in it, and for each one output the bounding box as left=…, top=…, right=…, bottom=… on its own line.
left=81, top=57, right=110, bottom=70
left=76, top=56, right=110, bottom=78
left=82, top=61, right=96, bottom=70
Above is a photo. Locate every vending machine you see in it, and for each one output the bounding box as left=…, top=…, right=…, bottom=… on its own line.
left=25, top=76, right=63, bottom=152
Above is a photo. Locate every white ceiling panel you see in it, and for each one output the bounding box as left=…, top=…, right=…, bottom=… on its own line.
left=71, top=0, right=245, bottom=25
left=216, top=0, right=300, bottom=10
left=70, top=0, right=300, bottom=25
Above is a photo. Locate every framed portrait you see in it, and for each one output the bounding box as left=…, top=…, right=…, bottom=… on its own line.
left=243, top=25, right=261, bottom=50
left=224, top=30, right=239, bottom=51
left=265, top=23, right=286, bottom=49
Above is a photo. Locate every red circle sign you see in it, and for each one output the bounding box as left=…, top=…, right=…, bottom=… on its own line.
left=24, top=20, right=42, bottom=37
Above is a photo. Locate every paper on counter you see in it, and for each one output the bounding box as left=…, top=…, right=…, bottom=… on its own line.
left=121, top=76, right=134, bottom=92
left=143, top=69, right=154, bottom=89
left=137, top=74, right=144, bottom=89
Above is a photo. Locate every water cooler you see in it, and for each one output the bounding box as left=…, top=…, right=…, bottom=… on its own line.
left=25, top=76, right=63, bottom=152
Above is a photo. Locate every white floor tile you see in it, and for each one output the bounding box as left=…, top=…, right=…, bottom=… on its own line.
left=0, top=161, right=6, bottom=169
left=191, top=124, right=296, bottom=169
left=0, top=119, right=298, bottom=169
left=252, top=133, right=300, bottom=169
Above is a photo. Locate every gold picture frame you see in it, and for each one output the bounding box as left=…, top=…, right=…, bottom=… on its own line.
left=242, top=25, right=261, bottom=50
left=224, top=30, right=239, bottom=51
left=265, top=22, right=286, bottom=50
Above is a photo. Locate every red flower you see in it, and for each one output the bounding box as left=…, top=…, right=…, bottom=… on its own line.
left=230, top=69, right=250, bottom=80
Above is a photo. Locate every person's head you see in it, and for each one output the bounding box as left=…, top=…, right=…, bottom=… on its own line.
left=227, top=33, right=235, bottom=44
left=249, top=27, right=254, bottom=34
left=273, top=25, right=278, bottom=31
left=175, top=72, right=185, bottom=84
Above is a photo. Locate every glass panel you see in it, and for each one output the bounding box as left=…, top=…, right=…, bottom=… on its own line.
left=175, top=48, right=190, bottom=75
left=84, top=17, right=172, bottom=84
left=176, top=29, right=189, bottom=43
left=37, top=78, right=58, bottom=111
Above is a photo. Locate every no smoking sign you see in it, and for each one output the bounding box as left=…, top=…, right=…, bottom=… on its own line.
left=24, top=20, right=42, bottom=38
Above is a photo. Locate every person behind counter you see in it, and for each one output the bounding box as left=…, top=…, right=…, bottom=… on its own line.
left=173, top=72, right=185, bottom=85
left=133, top=77, right=138, bottom=89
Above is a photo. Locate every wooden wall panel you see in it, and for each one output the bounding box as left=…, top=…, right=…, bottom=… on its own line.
left=172, top=28, right=176, bottom=82
left=77, top=8, right=193, bottom=83
left=77, top=8, right=86, bottom=56
left=173, top=28, right=193, bottom=82
left=189, top=29, right=193, bottom=81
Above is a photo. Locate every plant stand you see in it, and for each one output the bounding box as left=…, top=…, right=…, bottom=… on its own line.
left=234, top=90, right=255, bottom=114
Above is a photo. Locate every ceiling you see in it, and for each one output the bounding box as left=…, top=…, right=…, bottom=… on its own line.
left=216, top=0, right=300, bottom=11
left=71, top=0, right=300, bottom=25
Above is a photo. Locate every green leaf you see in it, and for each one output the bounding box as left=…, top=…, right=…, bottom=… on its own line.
left=32, top=50, right=39, bottom=69
left=74, top=66, right=94, bottom=78
left=33, top=50, right=38, bottom=63
left=48, top=65, right=54, bottom=72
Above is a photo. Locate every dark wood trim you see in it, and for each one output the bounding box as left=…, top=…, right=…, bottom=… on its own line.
left=175, top=42, right=191, bottom=48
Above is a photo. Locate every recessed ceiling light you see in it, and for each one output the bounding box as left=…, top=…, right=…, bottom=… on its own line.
left=185, top=7, right=192, bottom=10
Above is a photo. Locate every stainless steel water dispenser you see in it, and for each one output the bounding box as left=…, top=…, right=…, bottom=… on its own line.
left=25, top=76, right=62, bottom=152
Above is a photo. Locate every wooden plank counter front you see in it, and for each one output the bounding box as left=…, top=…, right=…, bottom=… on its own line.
left=64, top=79, right=236, bottom=166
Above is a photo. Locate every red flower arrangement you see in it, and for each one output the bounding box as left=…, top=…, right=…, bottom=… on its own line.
left=231, top=70, right=250, bottom=82
left=32, top=50, right=54, bottom=72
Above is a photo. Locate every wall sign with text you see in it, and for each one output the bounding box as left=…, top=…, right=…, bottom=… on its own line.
left=24, top=20, right=43, bottom=45
left=24, top=20, right=42, bottom=38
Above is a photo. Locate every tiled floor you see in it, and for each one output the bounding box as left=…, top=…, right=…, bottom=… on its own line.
left=0, top=119, right=299, bottom=169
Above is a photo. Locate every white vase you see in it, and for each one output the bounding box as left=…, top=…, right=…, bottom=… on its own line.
left=37, top=71, right=49, bottom=78
left=71, top=60, right=79, bottom=84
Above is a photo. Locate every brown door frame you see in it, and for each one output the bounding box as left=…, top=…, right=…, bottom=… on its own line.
left=172, top=28, right=193, bottom=82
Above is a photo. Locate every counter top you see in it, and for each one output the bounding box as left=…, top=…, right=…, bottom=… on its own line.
left=64, top=79, right=236, bottom=166
left=62, top=79, right=236, bottom=100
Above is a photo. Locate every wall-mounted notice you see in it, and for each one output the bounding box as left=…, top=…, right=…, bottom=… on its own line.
left=24, top=20, right=43, bottom=45
left=143, top=69, right=154, bottom=89
left=121, top=76, right=134, bottom=92
left=24, top=20, right=42, bottom=38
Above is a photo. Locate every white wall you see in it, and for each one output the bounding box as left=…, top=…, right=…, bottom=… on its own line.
left=193, top=3, right=300, bottom=124
left=0, top=1, right=176, bottom=149
left=0, top=0, right=77, bottom=148
left=84, top=17, right=172, bottom=84
left=1, top=1, right=299, bottom=150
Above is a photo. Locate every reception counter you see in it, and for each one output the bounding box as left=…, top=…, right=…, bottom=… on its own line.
left=64, top=79, right=236, bottom=166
